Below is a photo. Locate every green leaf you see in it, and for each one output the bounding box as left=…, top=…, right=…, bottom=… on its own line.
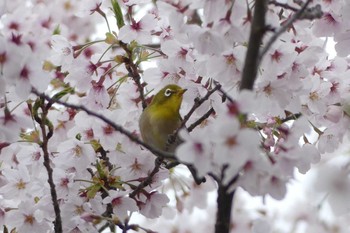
left=90, top=139, right=102, bottom=152
left=51, top=87, right=74, bottom=101
left=53, top=25, right=61, bottom=35
left=96, top=160, right=106, bottom=179
left=105, top=32, right=118, bottom=44
left=87, top=184, right=101, bottom=199
left=111, top=0, right=125, bottom=29
left=20, top=130, right=41, bottom=144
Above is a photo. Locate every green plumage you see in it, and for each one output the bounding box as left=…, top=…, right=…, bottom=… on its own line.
left=139, top=84, right=186, bottom=152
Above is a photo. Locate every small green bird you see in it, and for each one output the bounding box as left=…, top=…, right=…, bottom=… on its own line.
left=139, top=84, right=206, bottom=184
left=139, top=84, right=187, bottom=152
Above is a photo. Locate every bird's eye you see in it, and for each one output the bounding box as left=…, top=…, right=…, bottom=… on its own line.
left=164, top=88, right=173, bottom=97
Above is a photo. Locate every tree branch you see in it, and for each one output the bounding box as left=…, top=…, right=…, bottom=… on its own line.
left=215, top=186, right=235, bottom=233
left=187, top=107, right=214, bottom=133
left=97, top=147, right=118, bottom=232
left=269, top=0, right=299, bottom=11
left=240, top=0, right=269, bottom=90
left=31, top=89, right=175, bottom=160
left=33, top=97, right=62, bottom=233
left=120, top=41, right=147, bottom=110
left=258, top=0, right=321, bottom=65
left=181, top=84, right=222, bottom=130
left=129, top=158, right=163, bottom=198
left=281, top=112, right=302, bottom=123
left=167, top=83, right=222, bottom=148
left=213, top=80, right=234, bottom=103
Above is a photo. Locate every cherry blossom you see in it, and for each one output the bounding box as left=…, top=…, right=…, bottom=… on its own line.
left=118, top=14, right=157, bottom=44
left=2, top=0, right=350, bottom=232
left=102, top=190, right=138, bottom=220
left=50, top=35, right=75, bottom=68
left=0, top=164, right=34, bottom=200
left=6, top=200, right=51, bottom=233
left=176, top=129, right=213, bottom=178
left=138, top=192, right=170, bottom=219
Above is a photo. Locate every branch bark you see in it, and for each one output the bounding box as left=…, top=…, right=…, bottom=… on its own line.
left=215, top=185, right=235, bottom=233
left=120, top=41, right=147, bottom=110
left=129, top=158, right=163, bottom=198
left=167, top=83, right=222, bottom=148
left=33, top=98, right=62, bottom=233
left=240, top=0, right=269, bottom=91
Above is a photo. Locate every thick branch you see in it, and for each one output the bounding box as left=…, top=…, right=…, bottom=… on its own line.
left=240, top=0, right=269, bottom=90
left=215, top=186, right=235, bottom=233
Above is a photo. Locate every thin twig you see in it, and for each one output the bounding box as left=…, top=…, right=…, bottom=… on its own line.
left=97, top=147, right=118, bottom=231
left=258, top=0, right=316, bottom=65
left=119, top=41, right=147, bottom=110
left=31, top=89, right=175, bottom=160
left=169, top=84, right=222, bottom=146
left=225, top=173, right=240, bottom=192
left=34, top=98, right=62, bottom=233
left=129, top=158, right=163, bottom=198
left=269, top=0, right=299, bottom=11
left=213, top=80, right=234, bottom=103
left=187, top=108, right=214, bottom=132
left=181, top=84, right=221, bottom=129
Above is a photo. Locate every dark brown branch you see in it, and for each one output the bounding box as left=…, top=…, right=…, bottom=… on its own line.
left=240, top=0, right=269, bottom=90
left=35, top=98, right=62, bottom=233
left=129, top=158, right=163, bottom=198
left=181, top=84, right=221, bottom=129
left=187, top=107, right=214, bottom=132
left=269, top=0, right=299, bottom=11
left=120, top=41, right=147, bottom=110
left=226, top=174, right=240, bottom=192
left=215, top=186, right=235, bottom=233
left=165, top=161, right=206, bottom=185
left=32, top=89, right=175, bottom=160
left=214, top=165, right=237, bottom=233
left=168, top=83, right=222, bottom=148
left=258, top=0, right=320, bottom=65
left=281, top=112, right=302, bottom=123
left=97, top=147, right=118, bottom=232
left=217, top=0, right=273, bottom=221
left=213, top=80, right=234, bottom=103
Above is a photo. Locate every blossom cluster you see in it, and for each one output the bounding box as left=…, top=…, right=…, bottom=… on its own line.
left=1, top=0, right=350, bottom=232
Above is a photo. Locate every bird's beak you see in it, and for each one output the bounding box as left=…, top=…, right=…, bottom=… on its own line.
left=178, top=88, right=187, bottom=96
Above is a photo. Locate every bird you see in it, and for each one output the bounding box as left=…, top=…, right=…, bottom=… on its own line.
left=139, top=84, right=187, bottom=153
left=139, top=84, right=206, bottom=185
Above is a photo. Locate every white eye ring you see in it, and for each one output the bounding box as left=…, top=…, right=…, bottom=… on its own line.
left=164, top=88, right=173, bottom=97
